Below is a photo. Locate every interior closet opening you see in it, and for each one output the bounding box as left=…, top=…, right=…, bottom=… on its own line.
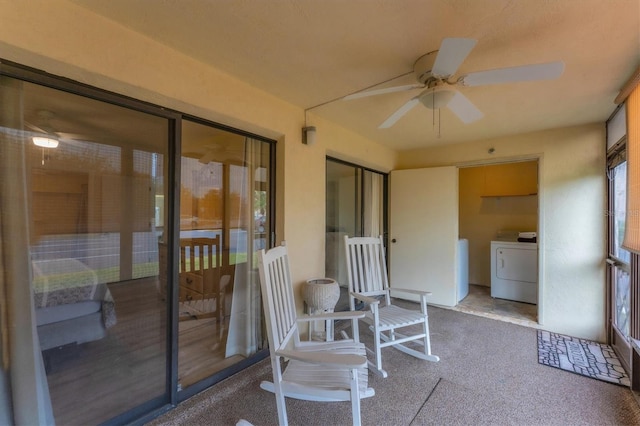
left=457, top=160, right=540, bottom=326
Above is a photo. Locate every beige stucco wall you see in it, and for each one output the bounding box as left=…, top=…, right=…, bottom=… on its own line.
left=0, top=1, right=397, bottom=308
left=397, top=124, right=607, bottom=341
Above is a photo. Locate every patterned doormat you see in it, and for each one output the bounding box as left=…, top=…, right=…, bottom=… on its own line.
left=537, top=330, right=630, bottom=387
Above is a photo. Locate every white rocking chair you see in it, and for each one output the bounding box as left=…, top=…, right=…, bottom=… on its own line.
left=257, top=243, right=375, bottom=426
left=344, top=235, right=440, bottom=378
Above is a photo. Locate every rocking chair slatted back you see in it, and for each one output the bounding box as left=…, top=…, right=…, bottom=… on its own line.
left=344, top=234, right=440, bottom=378
left=258, top=242, right=375, bottom=426
left=179, top=236, right=221, bottom=272
left=345, top=236, right=391, bottom=303
left=259, top=244, right=299, bottom=349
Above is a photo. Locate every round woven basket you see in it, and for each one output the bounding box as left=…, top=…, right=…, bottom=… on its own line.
left=303, top=278, right=340, bottom=313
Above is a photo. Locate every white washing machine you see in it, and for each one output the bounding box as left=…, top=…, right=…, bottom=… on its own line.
left=490, top=240, right=538, bottom=304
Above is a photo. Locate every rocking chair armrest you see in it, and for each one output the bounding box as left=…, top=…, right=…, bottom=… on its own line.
left=276, top=349, right=367, bottom=368
left=389, top=287, right=433, bottom=298
left=297, top=311, right=365, bottom=323
left=349, top=292, right=380, bottom=306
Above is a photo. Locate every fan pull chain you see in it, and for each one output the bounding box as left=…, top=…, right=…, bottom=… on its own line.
left=432, top=88, right=435, bottom=128
left=431, top=107, right=434, bottom=129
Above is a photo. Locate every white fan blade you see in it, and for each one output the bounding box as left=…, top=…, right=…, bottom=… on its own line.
left=446, top=91, right=483, bottom=124
left=57, top=132, right=91, bottom=141
left=343, top=84, right=424, bottom=100
left=432, top=38, right=477, bottom=78
left=25, top=122, right=48, bottom=134
left=199, top=149, right=216, bottom=164
left=461, top=61, right=565, bottom=86
left=379, top=98, right=420, bottom=128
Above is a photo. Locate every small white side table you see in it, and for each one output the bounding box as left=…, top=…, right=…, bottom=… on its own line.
left=303, top=278, right=340, bottom=341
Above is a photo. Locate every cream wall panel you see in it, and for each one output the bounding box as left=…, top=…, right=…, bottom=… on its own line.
left=398, top=125, right=607, bottom=341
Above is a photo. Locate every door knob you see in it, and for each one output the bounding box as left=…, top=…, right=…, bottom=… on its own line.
left=391, top=238, right=397, bottom=243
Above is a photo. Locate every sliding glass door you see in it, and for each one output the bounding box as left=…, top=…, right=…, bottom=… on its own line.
left=0, top=76, right=172, bottom=424
left=0, top=64, right=274, bottom=424
left=325, top=158, right=387, bottom=308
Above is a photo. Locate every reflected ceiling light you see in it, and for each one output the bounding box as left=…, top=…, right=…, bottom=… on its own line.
left=32, top=136, right=59, bottom=148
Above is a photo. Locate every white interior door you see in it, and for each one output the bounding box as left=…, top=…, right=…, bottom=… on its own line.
left=389, top=167, right=458, bottom=307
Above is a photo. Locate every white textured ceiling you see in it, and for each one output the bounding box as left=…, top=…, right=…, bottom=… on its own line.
left=72, top=0, right=640, bottom=150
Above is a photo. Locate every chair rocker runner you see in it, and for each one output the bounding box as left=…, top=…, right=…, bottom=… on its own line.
left=257, top=243, right=375, bottom=426
left=344, top=235, right=439, bottom=378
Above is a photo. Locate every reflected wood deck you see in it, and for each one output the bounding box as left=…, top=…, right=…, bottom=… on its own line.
left=45, top=277, right=241, bottom=425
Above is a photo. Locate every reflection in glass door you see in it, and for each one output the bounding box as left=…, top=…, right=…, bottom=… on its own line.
left=1, top=77, right=171, bottom=425
left=178, top=120, right=270, bottom=391
left=325, top=158, right=387, bottom=309
left=1, top=67, right=275, bottom=423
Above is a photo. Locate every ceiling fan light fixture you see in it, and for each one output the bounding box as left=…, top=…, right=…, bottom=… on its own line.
left=419, top=89, right=456, bottom=109
left=32, top=136, right=59, bottom=148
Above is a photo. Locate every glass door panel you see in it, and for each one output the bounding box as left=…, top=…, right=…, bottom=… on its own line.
left=612, top=161, right=631, bottom=336
left=615, top=267, right=631, bottom=337
left=325, top=158, right=387, bottom=310
left=6, top=78, right=170, bottom=424
left=178, top=120, right=268, bottom=390
left=326, top=161, right=361, bottom=289
left=609, top=157, right=631, bottom=367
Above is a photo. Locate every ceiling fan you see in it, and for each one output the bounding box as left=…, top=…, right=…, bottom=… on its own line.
left=24, top=110, right=95, bottom=164
left=343, top=38, right=565, bottom=128
left=25, top=110, right=90, bottom=147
